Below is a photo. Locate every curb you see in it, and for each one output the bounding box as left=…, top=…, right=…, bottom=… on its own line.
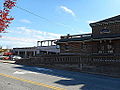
left=0, top=60, right=15, bottom=64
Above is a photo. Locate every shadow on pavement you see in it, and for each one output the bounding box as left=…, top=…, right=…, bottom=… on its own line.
left=13, top=65, right=120, bottom=90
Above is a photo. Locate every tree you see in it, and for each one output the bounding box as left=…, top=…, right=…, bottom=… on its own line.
left=0, top=0, right=17, bottom=34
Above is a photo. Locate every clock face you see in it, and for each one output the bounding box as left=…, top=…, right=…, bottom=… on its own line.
left=100, top=29, right=110, bottom=34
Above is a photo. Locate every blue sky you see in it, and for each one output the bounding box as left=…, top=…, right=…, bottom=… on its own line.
left=0, top=0, right=120, bottom=48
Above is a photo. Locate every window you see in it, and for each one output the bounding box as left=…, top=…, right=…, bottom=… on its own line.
left=56, top=45, right=60, bottom=49
left=100, top=29, right=110, bottom=34
left=81, top=43, right=87, bottom=51
left=107, top=45, right=112, bottom=49
left=107, top=44, right=113, bottom=53
left=65, top=45, right=70, bottom=51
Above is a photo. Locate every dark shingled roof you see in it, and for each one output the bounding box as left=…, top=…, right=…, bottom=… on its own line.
left=57, top=34, right=120, bottom=43
left=90, top=15, right=120, bottom=25
left=57, top=36, right=92, bottom=42
left=57, top=15, right=120, bottom=43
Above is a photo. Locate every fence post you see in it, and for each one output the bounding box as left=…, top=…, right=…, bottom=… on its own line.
left=78, top=56, right=83, bottom=70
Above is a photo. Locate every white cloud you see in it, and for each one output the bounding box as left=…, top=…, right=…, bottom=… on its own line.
left=20, top=19, right=31, bottom=23
left=0, top=27, right=61, bottom=48
left=87, top=20, right=97, bottom=23
left=60, top=6, right=75, bottom=16
left=77, top=30, right=91, bottom=34
left=15, top=27, right=61, bottom=39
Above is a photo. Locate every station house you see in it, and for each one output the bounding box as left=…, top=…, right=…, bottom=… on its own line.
left=57, top=15, right=120, bottom=55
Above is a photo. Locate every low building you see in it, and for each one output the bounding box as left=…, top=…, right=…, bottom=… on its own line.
left=57, top=15, right=120, bottom=55
left=37, top=39, right=60, bottom=54
left=13, top=39, right=60, bottom=58
left=12, top=47, right=38, bottom=58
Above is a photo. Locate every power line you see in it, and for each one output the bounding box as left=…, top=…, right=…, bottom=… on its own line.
left=15, top=6, right=49, bottom=22
left=15, top=6, right=74, bottom=30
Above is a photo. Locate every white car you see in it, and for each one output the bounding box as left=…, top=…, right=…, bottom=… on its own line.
left=12, top=56, right=22, bottom=60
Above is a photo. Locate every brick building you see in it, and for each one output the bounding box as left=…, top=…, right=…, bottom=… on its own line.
left=57, top=15, right=120, bottom=54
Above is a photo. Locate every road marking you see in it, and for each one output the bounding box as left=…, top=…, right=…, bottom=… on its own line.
left=13, top=71, right=39, bottom=74
left=0, top=73, right=67, bottom=90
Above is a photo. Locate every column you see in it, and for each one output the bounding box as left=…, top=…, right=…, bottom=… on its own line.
left=48, top=41, right=50, bottom=46
left=41, top=41, right=43, bottom=46
left=51, top=41, right=53, bottom=46
left=18, top=51, right=20, bottom=56
left=37, top=41, right=40, bottom=46
left=33, top=51, right=36, bottom=56
left=25, top=51, right=27, bottom=58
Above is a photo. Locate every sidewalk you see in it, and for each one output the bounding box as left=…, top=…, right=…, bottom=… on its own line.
left=0, top=59, right=15, bottom=63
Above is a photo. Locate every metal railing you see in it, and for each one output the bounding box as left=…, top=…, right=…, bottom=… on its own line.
left=61, top=33, right=92, bottom=39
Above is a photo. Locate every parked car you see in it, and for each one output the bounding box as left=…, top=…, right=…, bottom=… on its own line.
left=0, top=56, right=6, bottom=59
left=3, top=56, right=10, bottom=60
left=0, top=56, right=10, bottom=60
left=12, top=56, right=22, bottom=60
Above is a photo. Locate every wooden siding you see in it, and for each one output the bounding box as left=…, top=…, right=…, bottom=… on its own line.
left=92, top=23, right=120, bottom=37
left=59, top=40, right=120, bottom=54
left=60, top=42, right=93, bottom=54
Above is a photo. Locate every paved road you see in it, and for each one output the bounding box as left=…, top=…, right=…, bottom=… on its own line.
left=0, top=62, right=120, bottom=90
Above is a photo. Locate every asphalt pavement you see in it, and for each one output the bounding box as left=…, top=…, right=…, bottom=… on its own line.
left=0, top=75, right=51, bottom=90
left=0, top=62, right=120, bottom=90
